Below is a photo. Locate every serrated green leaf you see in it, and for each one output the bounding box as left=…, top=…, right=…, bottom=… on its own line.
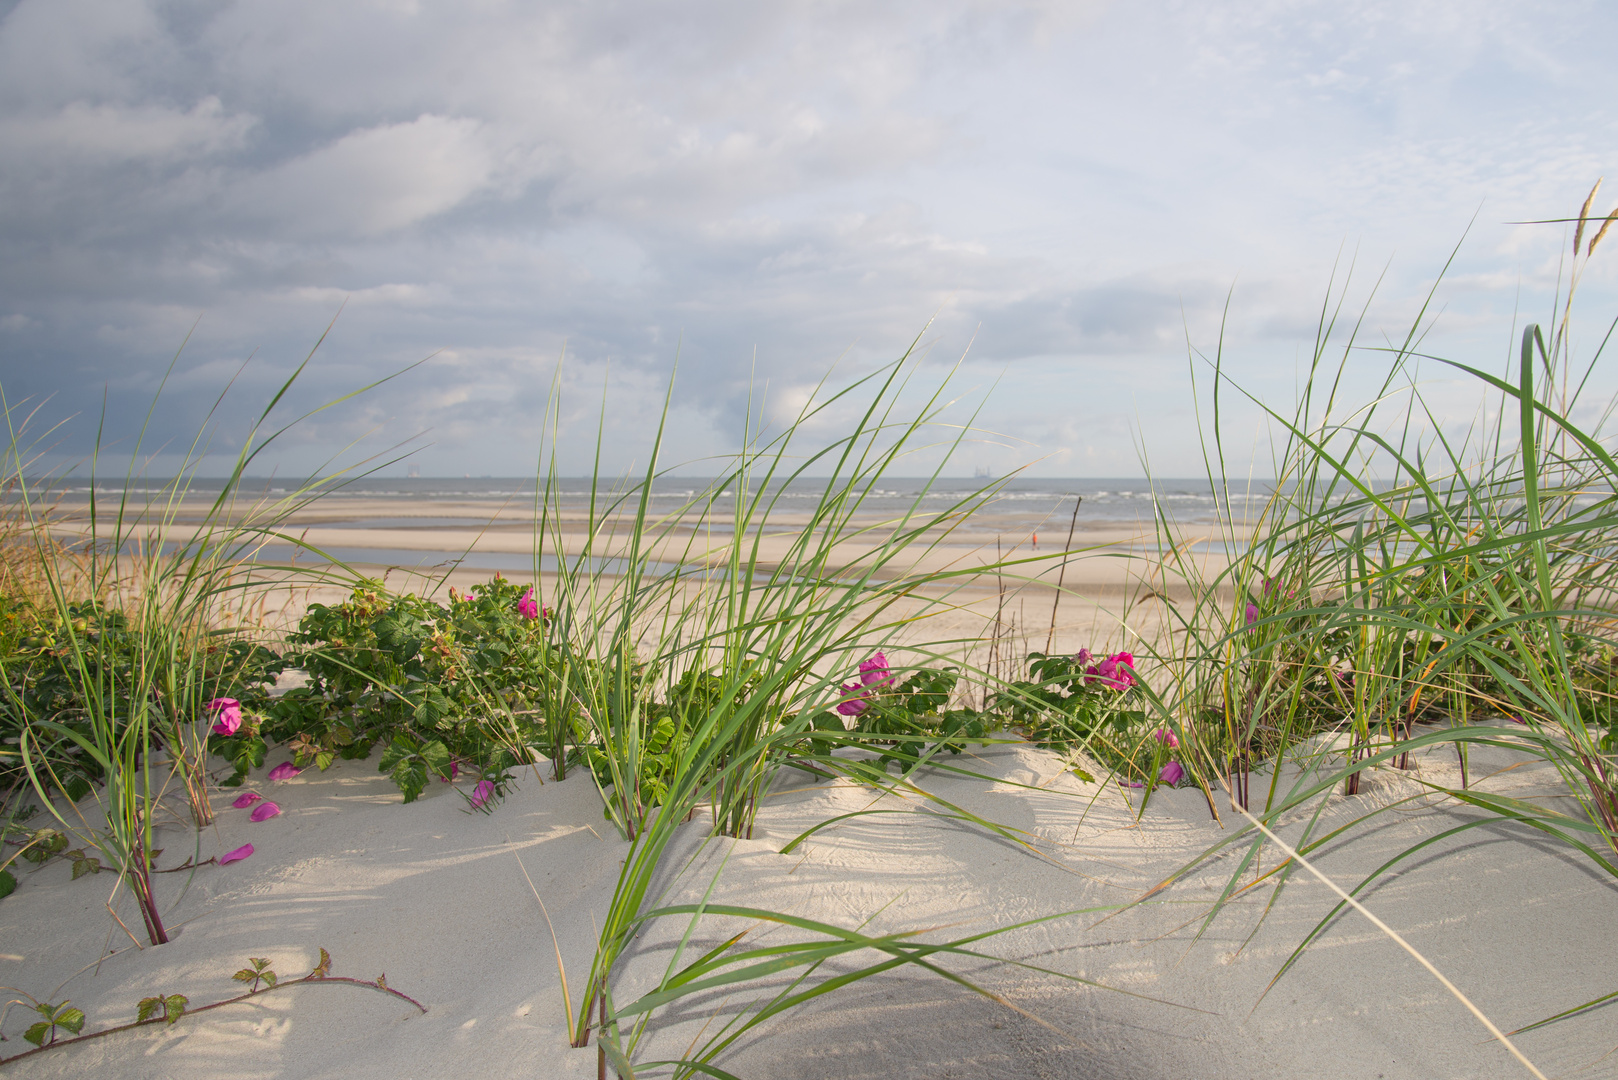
left=24, top=1020, right=49, bottom=1046
left=378, top=734, right=413, bottom=773
left=315, top=750, right=335, bottom=771
left=138, top=996, right=162, bottom=1022
left=420, top=739, right=452, bottom=779
left=233, top=968, right=257, bottom=983
left=162, top=995, right=187, bottom=1024
left=0, top=868, right=15, bottom=899
left=389, top=755, right=427, bottom=803
left=260, top=970, right=277, bottom=987
left=310, top=947, right=331, bottom=978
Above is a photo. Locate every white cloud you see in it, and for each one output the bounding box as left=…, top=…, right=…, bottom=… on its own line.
left=1, top=0, right=1616, bottom=477
left=234, top=114, right=494, bottom=236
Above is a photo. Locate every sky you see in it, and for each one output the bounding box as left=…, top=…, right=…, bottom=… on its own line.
left=2, top=0, right=1617, bottom=480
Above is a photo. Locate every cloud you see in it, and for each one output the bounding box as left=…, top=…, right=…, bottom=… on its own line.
left=0, top=0, right=1616, bottom=478
left=0, top=96, right=253, bottom=164
left=233, top=114, right=495, bottom=236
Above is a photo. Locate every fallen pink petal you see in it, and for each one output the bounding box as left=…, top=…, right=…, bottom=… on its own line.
left=231, top=792, right=263, bottom=808
left=219, top=844, right=253, bottom=864
left=1158, top=760, right=1186, bottom=786
left=250, top=801, right=281, bottom=822
left=267, top=762, right=302, bottom=781
left=470, top=780, right=496, bottom=809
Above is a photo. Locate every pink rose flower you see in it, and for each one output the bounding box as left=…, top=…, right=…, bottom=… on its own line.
left=267, top=762, right=301, bottom=782
left=219, top=844, right=253, bottom=864
left=517, top=587, right=540, bottom=620
left=835, top=682, right=869, bottom=717
left=231, top=791, right=263, bottom=809
left=1085, top=652, right=1136, bottom=690
left=250, top=801, right=281, bottom=822
left=1158, top=760, right=1186, bottom=786
left=1245, top=603, right=1259, bottom=627
left=1153, top=727, right=1178, bottom=749
left=206, top=697, right=242, bottom=736
left=858, top=652, right=893, bottom=688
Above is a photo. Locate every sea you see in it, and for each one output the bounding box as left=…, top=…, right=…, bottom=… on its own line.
left=31, top=475, right=1276, bottom=527
left=22, top=476, right=1282, bottom=572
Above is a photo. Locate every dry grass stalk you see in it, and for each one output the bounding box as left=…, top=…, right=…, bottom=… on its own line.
left=1573, top=177, right=1601, bottom=257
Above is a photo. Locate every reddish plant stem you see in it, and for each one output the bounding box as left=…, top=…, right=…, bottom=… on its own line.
left=1393, top=719, right=1413, bottom=770
left=1344, top=729, right=1368, bottom=796
left=0, top=973, right=425, bottom=1066
left=597, top=995, right=607, bottom=1080
left=128, top=817, right=168, bottom=946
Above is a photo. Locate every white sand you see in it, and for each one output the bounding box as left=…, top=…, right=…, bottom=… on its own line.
left=3, top=731, right=1613, bottom=1079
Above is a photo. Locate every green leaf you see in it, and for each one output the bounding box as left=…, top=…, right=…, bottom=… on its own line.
left=232, top=968, right=257, bottom=983
left=260, top=969, right=277, bottom=988
left=68, top=850, right=102, bottom=880
left=23, top=1021, right=50, bottom=1046
left=162, top=995, right=187, bottom=1025
left=310, top=947, right=332, bottom=978
left=138, top=996, right=162, bottom=1023
left=48, top=1003, right=84, bottom=1034
left=0, top=868, right=15, bottom=899
left=389, top=754, right=427, bottom=804
left=420, top=738, right=452, bottom=779
left=378, top=734, right=413, bottom=773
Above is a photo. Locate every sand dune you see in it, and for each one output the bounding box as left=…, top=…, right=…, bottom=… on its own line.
left=2, top=733, right=1611, bottom=1079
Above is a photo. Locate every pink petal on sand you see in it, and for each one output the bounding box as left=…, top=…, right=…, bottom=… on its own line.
left=267, top=762, right=301, bottom=781
left=470, top=780, right=496, bottom=810
left=219, top=844, right=253, bottom=864
left=232, top=791, right=263, bottom=808
left=249, top=801, right=281, bottom=822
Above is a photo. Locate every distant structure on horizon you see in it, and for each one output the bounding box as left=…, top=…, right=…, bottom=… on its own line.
left=407, top=463, right=421, bottom=479
left=973, top=465, right=991, bottom=479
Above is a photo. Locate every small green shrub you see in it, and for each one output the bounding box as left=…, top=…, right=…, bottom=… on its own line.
left=228, top=575, right=567, bottom=803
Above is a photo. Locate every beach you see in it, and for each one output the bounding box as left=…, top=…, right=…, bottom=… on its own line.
left=7, top=481, right=1613, bottom=1080
left=1, top=729, right=1610, bottom=1078
left=40, top=478, right=1241, bottom=657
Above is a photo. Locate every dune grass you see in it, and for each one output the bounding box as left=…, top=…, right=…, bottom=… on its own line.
left=0, top=341, right=405, bottom=944
left=1114, top=193, right=1618, bottom=1047
left=3, top=194, right=1616, bottom=1076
